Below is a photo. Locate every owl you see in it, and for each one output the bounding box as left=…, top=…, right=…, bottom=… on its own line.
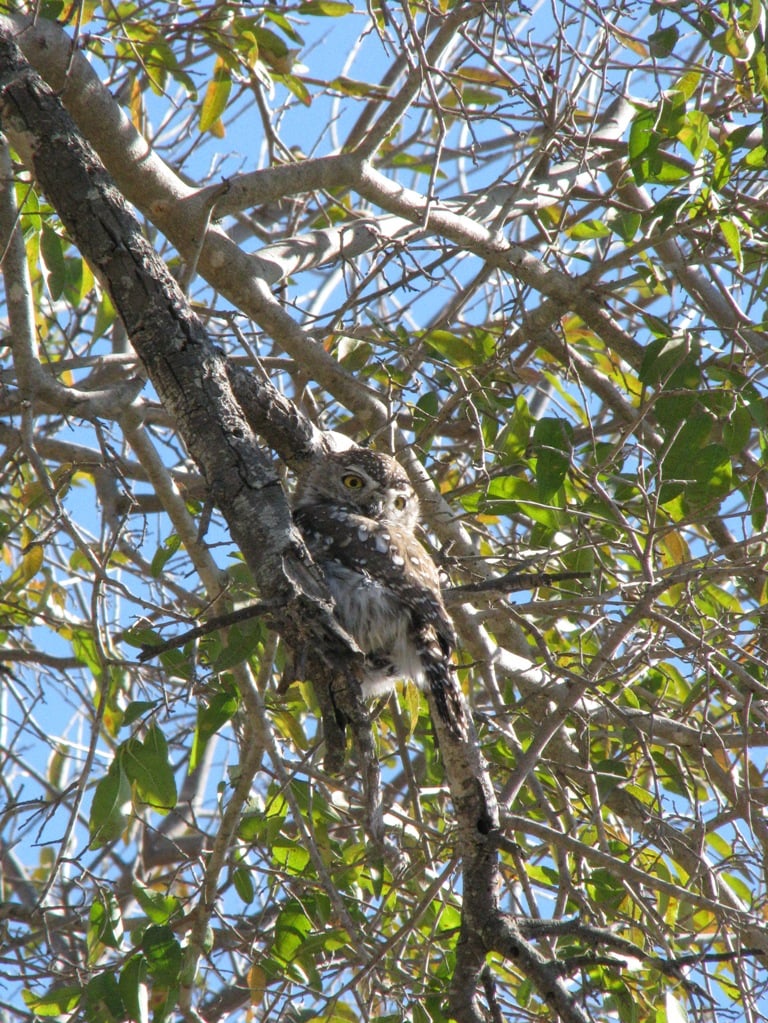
left=293, top=448, right=467, bottom=739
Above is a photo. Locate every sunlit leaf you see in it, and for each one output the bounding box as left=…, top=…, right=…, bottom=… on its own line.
left=718, top=217, right=743, bottom=270
left=88, top=890, right=124, bottom=960
left=0, top=542, right=43, bottom=596
left=568, top=218, right=610, bottom=239
left=199, top=57, right=231, bottom=134
left=23, top=985, right=82, bottom=1016
left=298, top=0, right=354, bottom=14
left=133, top=883, right=182, bottom=925
left=273, top=902, right=313, bottom=964
left=271, top=840, right=311, bottom=875
left=677, top=109, right=710, bottom=159
left=277, top=73, right=312, bottom=106
left=247, top=962, right=267, bottom=1005
left=329, top=75, right=388, bottom=98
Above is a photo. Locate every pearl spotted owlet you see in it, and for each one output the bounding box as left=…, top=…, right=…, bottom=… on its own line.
left=293, top=449, right=467, bottom=738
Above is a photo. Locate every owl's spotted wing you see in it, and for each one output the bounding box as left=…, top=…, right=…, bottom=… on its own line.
left=294, top=503, right=454, bottom=646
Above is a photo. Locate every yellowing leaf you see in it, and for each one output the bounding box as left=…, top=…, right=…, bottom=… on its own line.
left=248, top=963, right=267, bottom=1004
left=0, top=543, right=44, bottom=596
left=199, top=58, right=231, bottom=134
left=404, top=680, right=422, bottom=740
left=455, top=66, right=511, bottom=87
left=129, top=75, right=144, bottom=131
left=658, top=530, right=690, bottom=567
left=610, top=24, right=649, bottom=57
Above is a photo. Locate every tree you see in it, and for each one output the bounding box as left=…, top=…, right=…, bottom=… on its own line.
left=1, top=1, right=767, bottom=1021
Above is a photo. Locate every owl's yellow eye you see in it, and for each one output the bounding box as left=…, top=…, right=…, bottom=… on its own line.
left=342, top=473, right=365, bottom=490
left=393, top=495, right=407, bottom=511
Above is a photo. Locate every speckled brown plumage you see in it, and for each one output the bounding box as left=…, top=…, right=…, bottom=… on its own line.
left=293, top=449, right=467, bottom=738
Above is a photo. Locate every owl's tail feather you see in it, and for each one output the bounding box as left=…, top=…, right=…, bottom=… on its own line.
left=419, top=640, right=469, bottom=740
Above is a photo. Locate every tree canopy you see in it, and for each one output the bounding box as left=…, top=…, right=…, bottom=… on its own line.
left=1, top=1, right=768, bottom=1021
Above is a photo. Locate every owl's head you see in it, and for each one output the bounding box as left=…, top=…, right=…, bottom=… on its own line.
left=294, top=449, right=419, bottom=527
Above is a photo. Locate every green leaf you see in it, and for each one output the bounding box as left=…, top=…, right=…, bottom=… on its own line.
left=532, top=417, right=573, bottom=500
left=122, top=700, right=161, bottom=727
left=40, top=223, right=66, bottom=299
left=639, top=335, right=699, bottom=389
left=273, top=902, right=313, bottom=964
left=141, top=925, right=183, bottom=987
left=253, top=26, right=289, bottom=60
left=0, top=543, right=44, bottom=597
left=628, top=106, right=657, bottom=184
left=649, top=25, right=679, bottom=58
left=233, top=865, right=255, bottom=904
left=277, top=73, right=312, bottom=107
left=89, top=758, right=132, bottom=848
left=329, top=75, right=389, bottom=98
left=677, top=109, right=710, bottom=160
left=673, top=69, right=702, bottom=102
left=681, top=444, right=733, bottom=511
left=722, top=404, right=752, bottom=454
left=744, top=144, right=767, bottom=168
left=593, top=759, right=628, bottom=798
left=694, top=581, right=742, bottom=617
left=150, top=533, right=182, bottom=578
left=83, top=972, right=124, bottom=1023
left=63, top=253, right=95, bottom=308
left=88, top=890, right=124, bottom=959
left=190, top=680, right=240, bottom=771
left=611, top=210, right=642, bottom=242
left=121, top=725, right=177, bottom=813
left=133, top=882, right=182, bottom=925
left=207, top=624, right=263, bottom=672
left=70, top=626, right=103, bottom=676
left=484, top=475, right=561, bottom=529
left=121, top=627, right=163, bottom=650
left=412, top=391, right=440, bottom=438
left=272, top=840, right=311, bottom=875
left=423, top=328, right=491, bottom=367
left=456, top=85, right=501, bottom=107
left=657, top=89, right=687, bottom=137
left=648, top=156, right=689, bottom=183
left=747, top=481, right=767, bottom=530
left=568, top=218, right=611, bottom=240
left=22, top=985, right=82, bottom=1016
left=718, top=217, right=743, bottom=270
left=119, top=957, right=149, bottom=1023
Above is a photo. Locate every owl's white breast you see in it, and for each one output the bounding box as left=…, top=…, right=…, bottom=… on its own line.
left=322, top=560, right=426, bottom=697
